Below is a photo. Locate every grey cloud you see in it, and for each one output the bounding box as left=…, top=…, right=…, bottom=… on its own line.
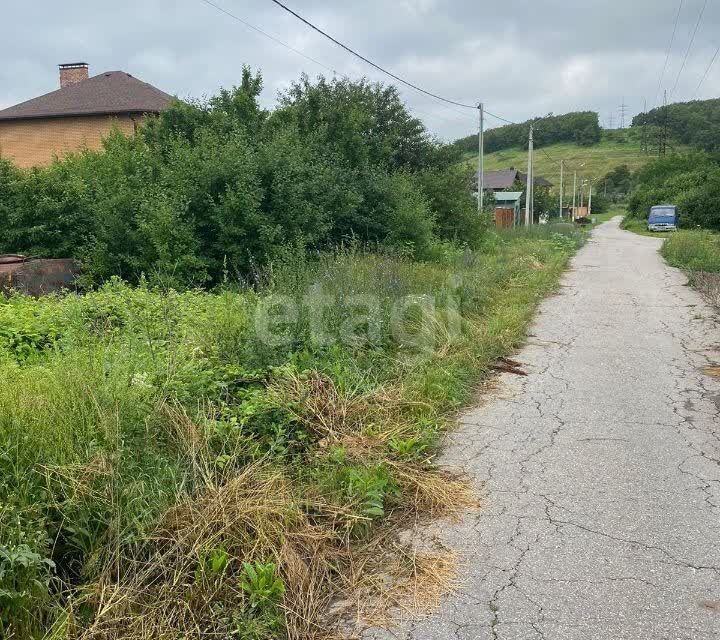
left=1, top=0, right=719, bottom=141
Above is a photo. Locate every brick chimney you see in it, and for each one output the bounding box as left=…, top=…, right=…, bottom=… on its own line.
left=59, top=63, right=89, bottom=88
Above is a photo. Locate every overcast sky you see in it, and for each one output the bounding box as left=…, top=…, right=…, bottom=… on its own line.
left=1, top=0, right=719, bottom=141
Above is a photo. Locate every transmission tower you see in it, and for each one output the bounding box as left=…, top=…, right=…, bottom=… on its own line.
left=619, top=97, right=629, bottom=129
left=608, top=113, right=615, bottom=129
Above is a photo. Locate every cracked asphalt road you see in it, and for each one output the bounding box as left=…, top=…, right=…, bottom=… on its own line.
left=365, top=218, right=720, bottom=640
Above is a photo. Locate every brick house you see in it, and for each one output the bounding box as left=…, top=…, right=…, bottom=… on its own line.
left=0, top=63, right=172, bottom=168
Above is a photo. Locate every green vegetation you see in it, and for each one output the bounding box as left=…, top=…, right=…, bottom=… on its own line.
left=602, top=164, right=635, bottom=198
left=0, top=225, right=585, bottom=638
left=0, top=63, right=589, bottom=640
left=620, top=216, right=658, bottom=237
left=462, top=131, right=675, bottom=190
left=632, top=97, right=720, bottom=153
left=453, top=111, right=601, bottom=155
left=660, top=231, right=720, bottom=307
left=0, top=69, right=479, bottom=288
left=591, top=206, right=626, bottom=226
left=661, top=230, right=720, bottom=272
left=626, top=152, right=720, bottom=230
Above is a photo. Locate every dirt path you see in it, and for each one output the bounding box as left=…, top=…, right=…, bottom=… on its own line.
left=365, top=218, right=720, bottom=639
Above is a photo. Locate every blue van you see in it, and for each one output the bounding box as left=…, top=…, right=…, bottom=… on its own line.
left=647, top=205, right=678, bottom=232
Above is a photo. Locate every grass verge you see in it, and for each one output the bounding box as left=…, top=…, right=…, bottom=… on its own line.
left=0, top=226, right=584, bottom=639
left=661, top=230, right=720, bottom=307
left=620, top=215, right=660, bottom=237
left=590, top=206, right=626, bottom=226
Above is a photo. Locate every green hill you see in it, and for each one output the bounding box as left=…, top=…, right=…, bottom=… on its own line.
left=462, top=130, right=686, bottom=188
left=632, top=97, right=720, bottom=152
left=453, top=111, right=601, bottom=155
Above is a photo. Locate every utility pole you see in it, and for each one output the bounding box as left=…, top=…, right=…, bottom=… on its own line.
left=478, top=103, right=484, bottom=214
left=619, top=97, right=629, bottom=129
left=559, top=159, right=564, bottom=219
left=588, top=182, right=593, bottom=217
left=641, top=98, right=648, bottom=154
left=572, top=171, right=577, bottom=220
left=526, top=126, right=534, bottom=225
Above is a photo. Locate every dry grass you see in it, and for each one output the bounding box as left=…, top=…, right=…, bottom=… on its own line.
left=689, top=271, right=720, bottom=309
left=75, top=465, right=299, bottom=639
left=336, top=539, right=460, bottom=632
left=272, top=371, right=444, bottom=466
left=59, top=380, right=478, bottom=640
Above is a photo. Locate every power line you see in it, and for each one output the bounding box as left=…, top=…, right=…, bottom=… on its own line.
left=198, top=0, right=338, bottom=76
left=693, top=44, right=720, bottom=98
left=655, top=0, right=684, bottom=107
left=199, top=0, right=477, bottom=126
left=484, top=111, right=516, bottom=125
left=267, top=0, right=521, bottom=126
left=200, top=0, right=562, bottom=140
left=669, top=0, right=708, bottom=100
left=200, top=0, right=520, bottom=129
left=268, top=0, right=480, bottom=110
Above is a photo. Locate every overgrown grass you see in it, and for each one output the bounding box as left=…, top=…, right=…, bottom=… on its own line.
left=0, top=226, right=584, bottom=639
left=660, top=230, right=720, bottom=308
left=661, top=230, right=720, bottom=273
left=620, top=215, right=659, bottom=237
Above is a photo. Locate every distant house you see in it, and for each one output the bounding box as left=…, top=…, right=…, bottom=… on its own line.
left=476, top=169, right=553, bottom=192
left=0, top=63, right=172, bottom=168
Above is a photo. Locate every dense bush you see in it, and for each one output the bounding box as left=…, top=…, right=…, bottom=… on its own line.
left=0, top=69, right=481, bottom=287
left=661, top=230, right=720, bottom=273
left=627, top=152, right=720, bottom=230
left=452, top=111, right=601, bottom=155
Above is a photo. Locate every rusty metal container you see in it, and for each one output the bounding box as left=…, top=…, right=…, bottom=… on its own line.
left=0, top=255, right=80, bottom=296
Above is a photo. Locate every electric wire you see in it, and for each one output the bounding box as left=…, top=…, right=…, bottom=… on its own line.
left=669, top=0, right=708, bottom=99
left=202, top=0, right=590, bottom=178
left=693, top=43, right=720, bottom=98
left=655, top=0, right=684, bottom=107
left=267, top=0, right=481, bottom=110
left=200, top=0, right=527, bottom=127
left=198, top=0, right=338, bottom=75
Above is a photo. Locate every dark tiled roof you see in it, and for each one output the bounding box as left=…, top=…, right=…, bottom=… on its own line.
left=517, top=171, right=553, bottom=188
left=477, top=169, right=553, bottom=189
left=0, top=71, right=173, bottom=121
left=480, top=169, right=520, bottom=190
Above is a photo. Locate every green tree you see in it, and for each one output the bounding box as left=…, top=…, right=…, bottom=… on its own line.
left=0, top=70, right=487, bottom=286
left=628, top=152, right=720, bottom=230
left=452, top=111, right=601, bottom=155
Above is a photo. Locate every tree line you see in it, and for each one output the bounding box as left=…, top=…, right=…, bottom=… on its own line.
left=631, top=98, right=720, bottom=153
left=452, top=111, right=602, bottom=155
left=0, top=68, right=482, bottom=288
